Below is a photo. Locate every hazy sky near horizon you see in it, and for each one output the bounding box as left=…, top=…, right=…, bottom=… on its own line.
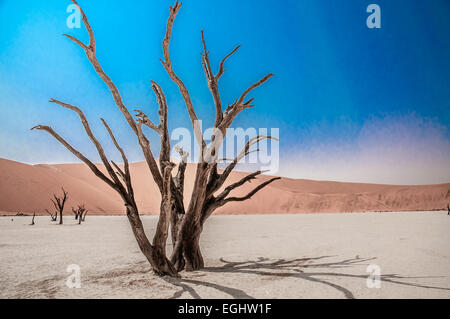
left=1, top=0, right=449, bottom=185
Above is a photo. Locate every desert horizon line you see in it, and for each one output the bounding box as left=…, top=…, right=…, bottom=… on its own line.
left=2, top=156, right=449, bottom=187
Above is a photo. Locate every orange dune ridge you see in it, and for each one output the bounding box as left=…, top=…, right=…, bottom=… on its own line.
left=0, top=158, right=448, bottom=215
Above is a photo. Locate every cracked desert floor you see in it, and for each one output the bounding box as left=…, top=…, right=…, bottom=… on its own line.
left=1, top=211, right=449, bottom=299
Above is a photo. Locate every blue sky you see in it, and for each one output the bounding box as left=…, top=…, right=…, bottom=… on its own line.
left=0, top=0, right=449, bottom=184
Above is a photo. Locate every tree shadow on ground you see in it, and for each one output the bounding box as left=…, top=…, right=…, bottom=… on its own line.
left=163, top=277, right=254, bottom=299
left=163, top=255, right=450, bottom=299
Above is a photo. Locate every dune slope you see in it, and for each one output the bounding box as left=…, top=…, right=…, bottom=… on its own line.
left=0, top=158, right=448, bottom=215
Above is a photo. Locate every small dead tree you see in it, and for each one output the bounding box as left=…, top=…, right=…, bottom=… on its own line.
left=50, top=188, right=68, bottom=225
left=80, top=209, right=88, bottom=222
left=72, top=207, right=80, bottom=220
left=75, top=205, right=88, bottom=224
left=45, top=209, right=58, bottom=222
left=32, top=0, right=279, bottom=276
left=30, top=212, right=36, bottom=226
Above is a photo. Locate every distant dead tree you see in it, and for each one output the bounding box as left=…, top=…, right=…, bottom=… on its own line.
left=50, top=188, right=68, bottom=225
left=31, top=0, right=279, bottom=276
left=79, top=207, right=88, bottom=223
left=73, top=205, right=88, bottom=224
left=30, top=212, right=36, bottom=226
left=72, top=207, right=79, bottom=220
left=45, top=209, right=58, bottom=222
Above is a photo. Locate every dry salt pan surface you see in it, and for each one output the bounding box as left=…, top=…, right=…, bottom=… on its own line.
left=1, top=212, right=449, bottom=299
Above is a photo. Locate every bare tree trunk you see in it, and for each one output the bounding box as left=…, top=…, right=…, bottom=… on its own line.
left=126, top=204, right=178, bottom=277
left=169, top=146, right=188, bottom=271
left=30, top=213, right=35, bottom=226
left=152, top=165, right=172, bottom=258
left=176, top=164, right=210, bottom=271
left=181, top=221, right=204, bottom=271
left=169, top=208, right=185, bottom=271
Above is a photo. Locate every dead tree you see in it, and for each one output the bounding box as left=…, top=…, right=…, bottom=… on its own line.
left=32, top=0, right=279, bottom=276
left=75, top=205, right=88, bottom=224
left=80, top=209, right=88, bottom=222
left=50, top=188, right=68, bottom=225
left=45, top=209, right=58, bottom=222
left=72, top=207, right=80, bottom=220
left=161, top=2, right=280, bottom=271
left=30, top=212, right=36, bottom=226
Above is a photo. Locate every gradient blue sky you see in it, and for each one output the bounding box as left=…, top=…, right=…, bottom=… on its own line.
left=1, top=0, right=449, bottom=184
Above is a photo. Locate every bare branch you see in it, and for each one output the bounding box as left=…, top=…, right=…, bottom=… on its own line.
left=201, top=31, right=223, bottom=126
left=134, top=110, right=161, bottom=134
left=101, top=118, right=133, bottom=196
left=31, top=125, right=118, bottom=192
left=215, top=170, right=269, bottom=202
left=111, top=161, right=126, bottom=182
left=45, top=209, right=57, bottom=221
left=64, top=33, right=137, bottom=136
left=216, top=45, right=241, bottom=81
left=221, top=73, right=274, bottom=130
left=63, top=0, right=166, bottom=197
left=70, top=0, right=96, bottom=51
left=200, top=31, right=240, bottom=128
left=135, top=122, right=164, bottom=191
left=161, top=1, right=204, bottom=147
left=223, top=177, right=281, bottom=203
left=50, top=197, right=58, bottom=211
left=201, top=31, right=213, bottom=82
left=210, top=135, right=278, bottom=195
left=151, top=80, right=170, bottom=165
left=237, top=73, right=274, bottom=106
left=64, top=1, right=164, bottom=190
left=63, top=34, right=88, bottom=51
left=133, top=81, right=169, bottom=139
left=61, top=187, right=68, bottom=207
left=49, top=99, right=121, bottom=187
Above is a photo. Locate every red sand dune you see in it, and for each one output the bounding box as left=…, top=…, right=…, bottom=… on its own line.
left=0, top=158, right=448, bottom=215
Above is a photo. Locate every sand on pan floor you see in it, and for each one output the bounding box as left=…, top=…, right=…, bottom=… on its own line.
left=0, top=212, right=449, bottom=299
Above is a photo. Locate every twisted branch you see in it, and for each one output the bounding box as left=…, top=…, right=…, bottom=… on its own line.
left=64, top=0, right=163, bottom=192
left=201, top=31, right=240, bottom=127
left=161, top=1, right=204, bottom=147
left=31, top=125, right=119, bottom=192
left=101, top=118, right=133, bottom=197
left=222, top=177, right=281, bottom=204
left=221, top=73, right=274, bottom=131
left=209, top=135, right=278, bottom=196
left=215, top=170, right=269, bottom=202
left=49, top=99, right=122, bottom=187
